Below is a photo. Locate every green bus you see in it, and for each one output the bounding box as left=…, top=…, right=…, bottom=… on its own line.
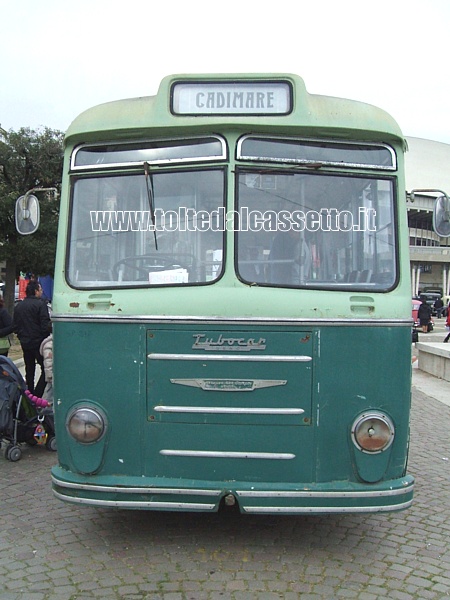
left=44, top=74, right=420, bottom=512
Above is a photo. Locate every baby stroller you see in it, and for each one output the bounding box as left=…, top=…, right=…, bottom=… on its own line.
left=0, top=355, right=56, bottom=461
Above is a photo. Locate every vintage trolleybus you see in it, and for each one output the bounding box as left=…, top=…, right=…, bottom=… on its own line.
left=47, top=74, right=417, bottom=513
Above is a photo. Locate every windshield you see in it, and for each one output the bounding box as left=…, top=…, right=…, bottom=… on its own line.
left=236, top=170, right=396, bottom=290
left=67, top=169, right=225, bottom=288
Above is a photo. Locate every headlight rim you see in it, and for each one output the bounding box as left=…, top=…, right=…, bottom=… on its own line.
left=66, top=404, right=107, bottom=445
left=351, top=411, right=395, bottom=454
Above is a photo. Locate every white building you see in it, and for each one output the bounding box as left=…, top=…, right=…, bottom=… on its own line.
left=405, top=137, right=450, bottom=298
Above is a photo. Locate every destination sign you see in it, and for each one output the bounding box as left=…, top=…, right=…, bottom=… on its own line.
left=171, top=81, right=292, bottom=115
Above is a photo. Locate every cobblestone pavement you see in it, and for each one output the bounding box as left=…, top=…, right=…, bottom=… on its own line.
left=1, top=381, right=450, bottom=599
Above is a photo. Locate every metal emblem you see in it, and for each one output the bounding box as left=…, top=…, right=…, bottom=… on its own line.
left=170, top=378, right=286, bottom=391
left=192, top=334, right=266, bottom=352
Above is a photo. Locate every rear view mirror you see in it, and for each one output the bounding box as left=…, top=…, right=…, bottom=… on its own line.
left=433, top=195, right=450, bottom=237
left=15, top=193, right=40, bottom=235
left=408, top=188, right=450, bottom=238
left=15, top=186, right=58, bottom=235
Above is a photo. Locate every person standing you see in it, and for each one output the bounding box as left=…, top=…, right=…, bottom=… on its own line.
left=0, top=296, right=14, bottom=356
left=268, top=229, right=311, bottom=285
left=417, top=297, right=432, bottom=334
left=434, top=296, right=444, bottom=318
left=13, top=280, right=52, bottom=397
left=444, top=308, right=450, bottom=343
left=39, top=333, right=53, bottom=403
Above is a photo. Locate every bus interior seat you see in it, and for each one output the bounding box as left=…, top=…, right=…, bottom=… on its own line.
left=343, top=270, right=373, bottom=284
left=357, top=269, right=373, bottom=283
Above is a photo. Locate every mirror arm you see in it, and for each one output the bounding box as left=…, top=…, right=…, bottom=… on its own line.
left=24, top=186, right=58, bottom=201
left=408, top=188, right=448, bottom=199
left=18, top=186, right=58, bottom=215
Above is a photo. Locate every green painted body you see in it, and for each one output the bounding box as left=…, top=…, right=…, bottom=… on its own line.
left=51, top=74, right=414, bottom=513
left=52, top=320, right=413, bottom=511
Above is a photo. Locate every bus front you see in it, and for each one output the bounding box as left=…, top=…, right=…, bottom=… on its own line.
left=51, top=74, right=414, bottom=513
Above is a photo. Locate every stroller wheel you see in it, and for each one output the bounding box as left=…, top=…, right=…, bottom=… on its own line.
left=46, top=436, right=57, bottom=452
left=6, top=444, right=22, bottom=462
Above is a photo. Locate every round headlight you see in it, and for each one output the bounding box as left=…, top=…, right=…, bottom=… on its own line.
left=351, top=412, right=394, bottom=453
left=66, top=407, right=106, bottom=444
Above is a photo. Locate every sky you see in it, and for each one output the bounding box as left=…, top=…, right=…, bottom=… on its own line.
left=1, top=0, right=449, bottom=145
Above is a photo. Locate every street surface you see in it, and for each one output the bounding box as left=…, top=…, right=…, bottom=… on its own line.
left=1, top=321, right=450, bottom=599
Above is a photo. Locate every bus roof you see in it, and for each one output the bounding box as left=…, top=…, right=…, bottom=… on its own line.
left=65, top=73, right=405, bottom=146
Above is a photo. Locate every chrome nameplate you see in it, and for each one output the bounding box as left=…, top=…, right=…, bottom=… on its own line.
left=192, top=334, right=266, bottom=352
left=170, top=378, right=286, bottom=391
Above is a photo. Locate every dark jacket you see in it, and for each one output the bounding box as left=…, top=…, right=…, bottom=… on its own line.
left=13, top=296, right=52, bottom=350
left=418, top=301, right=432, bottom=322
left=0, top=307, right=14, bottom=338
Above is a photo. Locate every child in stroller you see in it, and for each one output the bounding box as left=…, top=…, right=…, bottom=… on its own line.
left=0, top=355, right=56, bottom=461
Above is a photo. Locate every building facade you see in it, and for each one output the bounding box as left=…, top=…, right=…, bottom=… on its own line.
left=405, top=137, right=450, bottom=300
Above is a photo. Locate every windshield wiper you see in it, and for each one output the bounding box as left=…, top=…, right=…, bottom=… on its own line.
left=144, top=161, right=158, bottom=250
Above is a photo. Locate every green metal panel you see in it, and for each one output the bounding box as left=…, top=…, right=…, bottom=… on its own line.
left=53, top=321, right=146, bottom=477
left=145, top=327, right=314, bottom=482
left=314, top=325, right=412, bottom=484
left=52, top=319, right=412, bottom=511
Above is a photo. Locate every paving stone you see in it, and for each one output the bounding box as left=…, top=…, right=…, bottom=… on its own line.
left=2, top=384, right=450, bottom=598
